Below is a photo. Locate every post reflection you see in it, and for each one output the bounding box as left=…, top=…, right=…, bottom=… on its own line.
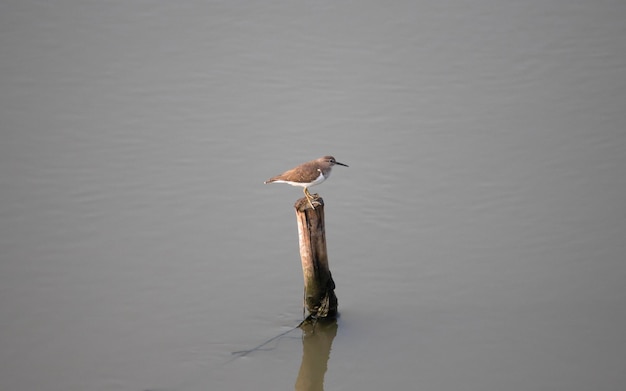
left=295, top=320, right=338, bottom=391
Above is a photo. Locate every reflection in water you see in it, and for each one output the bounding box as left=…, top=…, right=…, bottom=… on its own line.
left=295, top=320, right=338, bottom=391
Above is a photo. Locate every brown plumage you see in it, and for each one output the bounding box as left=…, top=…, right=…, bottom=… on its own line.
left=264, top=156, right=348, bottom=208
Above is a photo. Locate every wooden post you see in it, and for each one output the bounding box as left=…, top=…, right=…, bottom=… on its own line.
left=294, top=195, right=338, bottom=319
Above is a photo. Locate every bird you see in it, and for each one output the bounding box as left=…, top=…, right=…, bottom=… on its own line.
left=264, top=156, right=348, bottom=209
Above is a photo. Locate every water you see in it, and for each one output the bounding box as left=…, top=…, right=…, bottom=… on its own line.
left=1, top=1, right=625, bottom=390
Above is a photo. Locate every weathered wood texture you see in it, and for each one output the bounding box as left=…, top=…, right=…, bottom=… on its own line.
left=294, top=195, right=338, bottom=319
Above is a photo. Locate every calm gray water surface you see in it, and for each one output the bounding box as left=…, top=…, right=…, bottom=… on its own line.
left=1, top=1, right=625, bottom=390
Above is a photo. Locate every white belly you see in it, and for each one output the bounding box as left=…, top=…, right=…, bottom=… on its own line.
left=273, top=171, right=326, bottom=188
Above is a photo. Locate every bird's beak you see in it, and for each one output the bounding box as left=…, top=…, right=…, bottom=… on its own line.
left=335, top=161, right=349, bottom=167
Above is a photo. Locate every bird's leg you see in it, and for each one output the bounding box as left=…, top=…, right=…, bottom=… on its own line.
left=303, top=188, right=315, bottom=209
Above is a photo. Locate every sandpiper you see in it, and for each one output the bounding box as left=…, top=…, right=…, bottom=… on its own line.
left=264, top=156, right=348, bottom=208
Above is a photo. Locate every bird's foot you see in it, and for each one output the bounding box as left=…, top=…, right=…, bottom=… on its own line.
left=306, top=196, right=316, bottom=209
